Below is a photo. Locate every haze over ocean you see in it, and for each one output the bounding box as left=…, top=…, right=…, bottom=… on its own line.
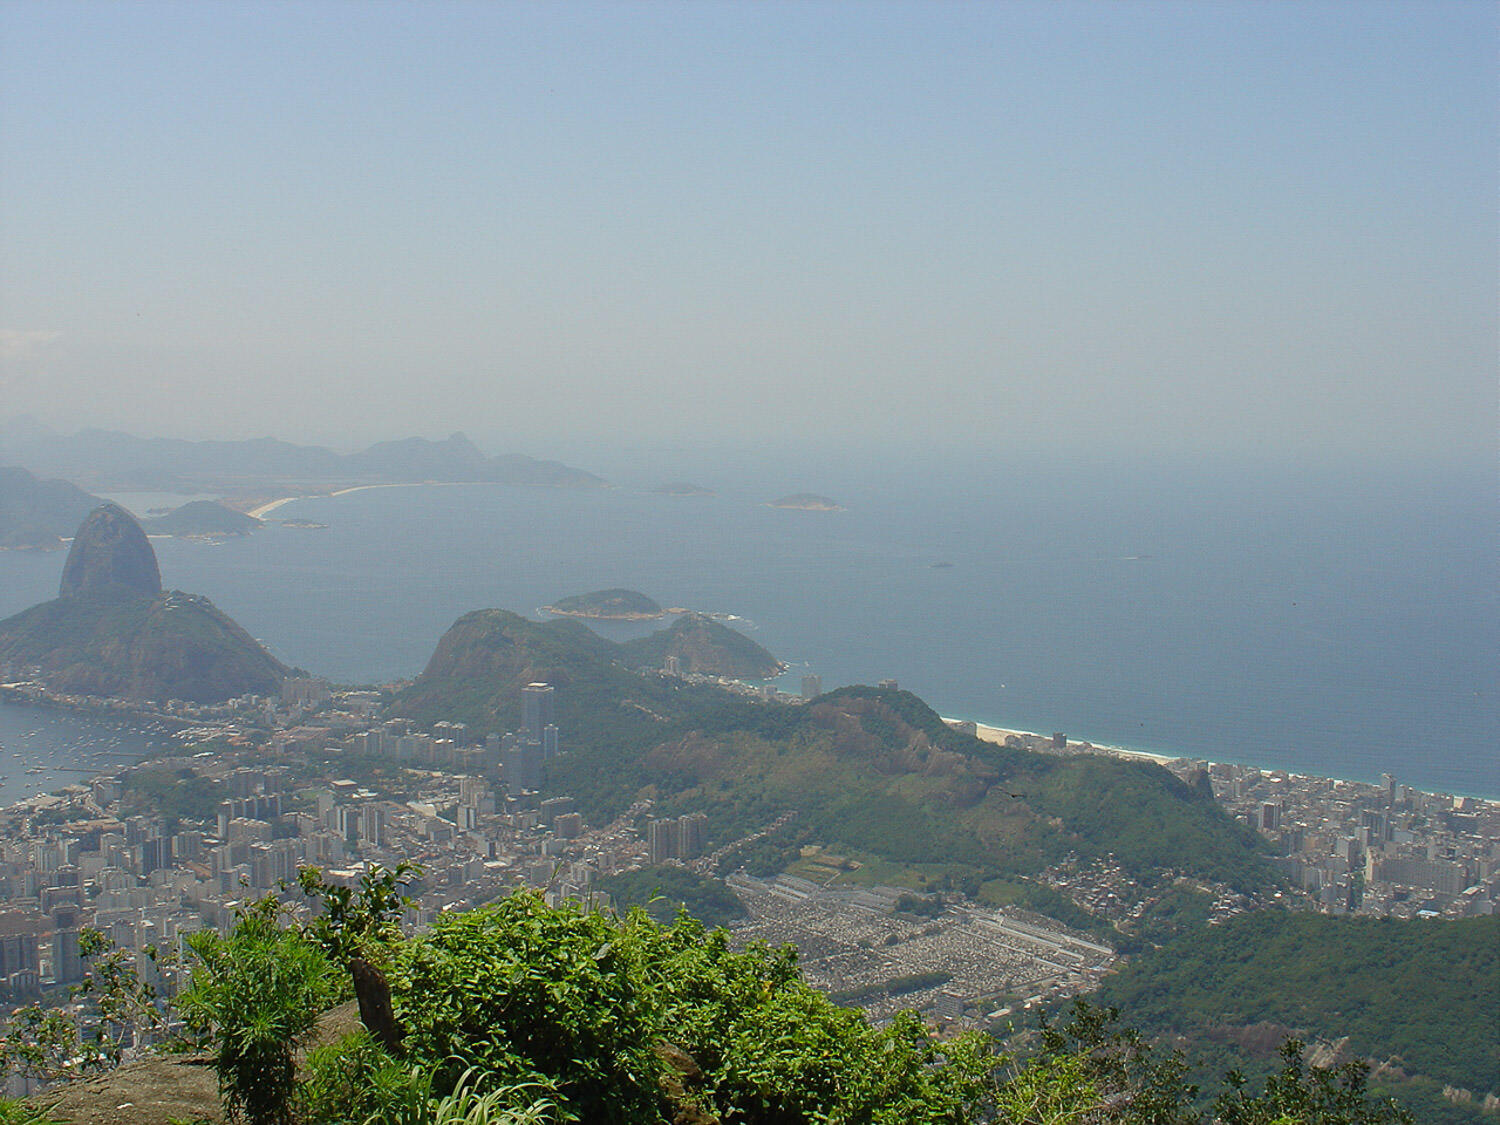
left=1, top=456, right=1492, bottom=799
left=2, top=3, right=1491, bottom=807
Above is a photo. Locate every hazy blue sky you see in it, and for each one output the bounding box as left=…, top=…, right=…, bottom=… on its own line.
left=1, top=1, right=1493, bottom=465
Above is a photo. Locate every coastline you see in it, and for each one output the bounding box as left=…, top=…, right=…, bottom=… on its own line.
left=949, top=716, right=1500, bottom=804
left=958, top=720, right=1180, bottom=766
left=246, top=481, right=447, bottom=520
left=542, top=606, right=667, bottom=622
left=246, top=496, right=299, bottom=519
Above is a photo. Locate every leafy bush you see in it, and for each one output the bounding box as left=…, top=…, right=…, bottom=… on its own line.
left=1214, top=1040, right=1413, bottom=1124
left=158, top=874, right=1431, bottom=1125
left=0, top=928, right=167, bottom=1085
left=593, top=866, right=746, bottom=928
left=295, top=1029, right=418, bottom=1125
left=393, top=891, right=998, bottom=1124
left=299, top=1033, right=563, bottom=1125
left=0, top=1099, right=64, bottom=1125
left=368, top=1067, right=562, bottom=1125
left=177, top=898, right=342, bottom=1125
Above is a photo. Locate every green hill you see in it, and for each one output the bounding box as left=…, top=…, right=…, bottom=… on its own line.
left=619, top=611, right=783, bottom=678
left=0, top=590, right=289, bottom=702
left=624, top=686, right=1274, bottom=902
left=392, top=608, right=645, bottom=733
left=1093, top=912, right=1500, bottom=1123
left=141, top=499, right=261, bottom=537
left=394, top=612, right=1276, bottom=938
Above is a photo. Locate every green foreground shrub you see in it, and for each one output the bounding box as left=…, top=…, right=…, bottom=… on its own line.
left=177, top=899, right=342, bottom=1125
left=5, top=868, right=1419, bottom=1124
left=392, top=891, right=997, bottom=1123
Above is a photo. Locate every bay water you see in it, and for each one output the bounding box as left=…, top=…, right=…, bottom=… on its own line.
left=0, top=456, right=1493, bottom=798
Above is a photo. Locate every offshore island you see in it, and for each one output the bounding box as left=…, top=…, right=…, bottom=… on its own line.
left=769, top=492, right=843, bottom=511
left=541, top=588, right=668, bottom=620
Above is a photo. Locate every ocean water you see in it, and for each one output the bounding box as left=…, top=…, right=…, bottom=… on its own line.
left=1, top=458, right=1494, bottom=798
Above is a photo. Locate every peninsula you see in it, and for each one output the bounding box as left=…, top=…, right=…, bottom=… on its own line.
left=0, top=504, right=289, bottom=702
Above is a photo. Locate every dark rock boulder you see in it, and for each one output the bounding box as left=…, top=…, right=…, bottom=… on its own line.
left=59, top=503, right=162, bottom=600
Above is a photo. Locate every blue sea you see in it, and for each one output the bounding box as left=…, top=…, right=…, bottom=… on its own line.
left=1, top=455, right=1495, bottom=798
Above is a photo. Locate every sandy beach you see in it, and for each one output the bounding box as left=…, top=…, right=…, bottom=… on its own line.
left=246, top=496, right=299, bottom=519
left=957, top=719, right=1182, bottom=767
left=246, top=481, right=446, bottom=520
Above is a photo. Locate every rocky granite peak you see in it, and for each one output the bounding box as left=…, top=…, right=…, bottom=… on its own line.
left=58, top=503, right=163, bottom=600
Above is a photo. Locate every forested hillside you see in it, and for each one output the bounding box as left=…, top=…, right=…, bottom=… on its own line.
left=395, top=611, right=1278, bottom=944
left=1093, top=912, right=1499, bottom=1123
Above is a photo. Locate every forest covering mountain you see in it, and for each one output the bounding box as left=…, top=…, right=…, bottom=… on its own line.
left=0, top=420, right=603, bottom=492
left=1092, top=912, right=1499, bottom=1123
left=618, top=611, right=783, bottom=678
left=393, top=609, right=1276, bottom=942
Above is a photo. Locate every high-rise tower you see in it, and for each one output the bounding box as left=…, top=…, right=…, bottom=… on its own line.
left=522, top=683, right=556, bottom=745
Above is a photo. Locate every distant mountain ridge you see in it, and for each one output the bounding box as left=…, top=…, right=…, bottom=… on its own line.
left=0, top=465, right=104, bottom=549
left=0, top=420, right=605, bottom=492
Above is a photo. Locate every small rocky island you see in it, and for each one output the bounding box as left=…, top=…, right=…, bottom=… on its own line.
left=770, top=492, right=843, bottom=512
left=653, top=481, right=715, bottom=497
left=543, top=588, right=666, bottom=620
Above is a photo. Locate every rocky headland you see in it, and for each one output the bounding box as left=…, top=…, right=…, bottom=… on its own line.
left=0, top=505, right=289, bottom=702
